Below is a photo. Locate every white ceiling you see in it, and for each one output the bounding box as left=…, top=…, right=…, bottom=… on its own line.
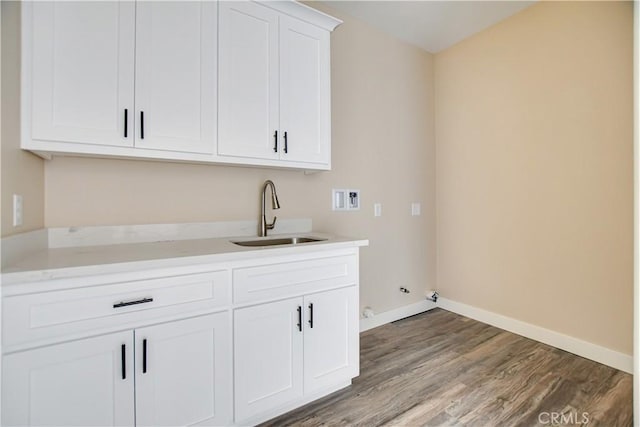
left=322, top=1, right=536, bottom=53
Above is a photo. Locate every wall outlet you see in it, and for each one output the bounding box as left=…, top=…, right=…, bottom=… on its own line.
left=411, top=202, right=421, bottom=216
left=13, top=194, right=23, bottom=227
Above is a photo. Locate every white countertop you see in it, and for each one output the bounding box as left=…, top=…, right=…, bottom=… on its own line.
left=1, top=232, right=368, bottom=287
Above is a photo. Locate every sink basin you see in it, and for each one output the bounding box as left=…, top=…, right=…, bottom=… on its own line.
left=231, top=236, right=327, bottom=247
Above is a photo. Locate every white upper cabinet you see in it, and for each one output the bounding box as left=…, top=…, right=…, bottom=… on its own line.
left=27, top=1, right=135, bottom=147
left=279, top=15, right=331, bottom=165
left=218, top=1, right=339, bottom=168
left=22, top=1, right=341, bottom=170
left=218, top=1, right=280, bottom=160
left=134, top=2, right=217, bottom=154
left=25, top=1, right=216, bottom=155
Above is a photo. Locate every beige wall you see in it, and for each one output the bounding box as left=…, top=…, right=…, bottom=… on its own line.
left=43, top=3, right=437, bottom=317
left=1, top=1, right=45, bottom=237
left=435, top=1, right=634, bottom=354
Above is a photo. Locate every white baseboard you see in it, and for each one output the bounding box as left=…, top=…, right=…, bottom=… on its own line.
left=438, top=298, right=633, bottom=374
left=360, top=300, right=437, bottom=332
left=353, top=298, right=631, bottom=374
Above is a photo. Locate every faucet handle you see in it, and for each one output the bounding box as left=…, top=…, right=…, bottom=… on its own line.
left=267, top=216, right=277, bottom=230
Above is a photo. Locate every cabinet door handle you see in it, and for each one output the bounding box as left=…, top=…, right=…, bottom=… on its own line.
left=124, top=109, right=128, bottom=138
left=140, top=111, right=145, bottom=139
left=121, top=344, right=126, bottom=380
left=142, top=339, right=148, bottom=374
left=113, top=297, right=153, bottom=309
left=297, top=306, right=302, bottom=332
left=284, top=131, right=288, bottom=153
left=273, top=130, right=278, bottom=152
left=308, top=303, right=314, bottom=328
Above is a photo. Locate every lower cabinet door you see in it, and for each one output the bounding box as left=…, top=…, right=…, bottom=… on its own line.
left=234, top=297, right=304, bottom=422
left=304, top=286, right=359, bottom=394
left=2, top=331, right=135, bottom=426
left=134, top=312, right=232, bottom=426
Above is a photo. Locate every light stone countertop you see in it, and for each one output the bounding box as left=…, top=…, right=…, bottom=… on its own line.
left=1, top=232, right=368, bottom=288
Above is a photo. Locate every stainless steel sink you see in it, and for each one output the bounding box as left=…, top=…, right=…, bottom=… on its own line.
left=231, top=236, right=327, bottom=247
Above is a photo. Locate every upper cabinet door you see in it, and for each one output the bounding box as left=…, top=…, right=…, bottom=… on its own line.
left=134, top=2, right=217, bottom=154
left=279, top=16, right=331, bottom=165
left=27, top=1, right=135, bottom=147
left=218, top=1, right=280, bottom=160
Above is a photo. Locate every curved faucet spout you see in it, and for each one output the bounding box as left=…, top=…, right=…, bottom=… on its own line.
left=260, top=180, right=281, bottom=237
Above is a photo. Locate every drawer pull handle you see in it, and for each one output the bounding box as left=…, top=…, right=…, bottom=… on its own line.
left=121, top=344, right=126, bottom=380
left=308, top=303, right=314, bottom=328
left=143, top=339, right=148, bottom=374
left=297, top=306, right=302, bottom=332
left=113, top=297, right=153, bottom=309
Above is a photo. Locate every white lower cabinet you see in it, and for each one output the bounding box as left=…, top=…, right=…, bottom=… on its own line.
left=135, top=313, right=232, bottom=426
left=234, top=298, right=304, bottom=421
left=2, top=313, right=232, bottom=427
left=304, top=287, right=359, bottom=394
left=2, top=248, right=362, bottom=426
left=234, top=286, right=359, bottom=423
left=3, top=331, right=136, bottom=427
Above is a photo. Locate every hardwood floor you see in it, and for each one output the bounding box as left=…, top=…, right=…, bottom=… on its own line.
left=262, top=308, right=633, bottom=427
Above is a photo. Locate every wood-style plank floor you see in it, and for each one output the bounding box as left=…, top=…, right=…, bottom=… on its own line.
left=262, top=308, right=632, bottom=427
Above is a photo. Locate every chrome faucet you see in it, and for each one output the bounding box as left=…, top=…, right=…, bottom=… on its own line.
left=260, top=180, right=281, bottom=237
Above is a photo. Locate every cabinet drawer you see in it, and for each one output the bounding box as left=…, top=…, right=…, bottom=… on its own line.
left=3, top=271, right=230, bottom=351
left=233, top=255, right=357, bottom=304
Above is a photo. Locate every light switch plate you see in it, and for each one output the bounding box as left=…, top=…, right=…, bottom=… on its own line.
left=374, top=203, right=382, bottom=217
left=13, top=194, right=23, bottom=226
left=411, top=202, right=421, bottom=216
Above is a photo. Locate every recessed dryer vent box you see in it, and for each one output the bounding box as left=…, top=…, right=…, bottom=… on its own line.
left=333, top=189, right=360, bottom=211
